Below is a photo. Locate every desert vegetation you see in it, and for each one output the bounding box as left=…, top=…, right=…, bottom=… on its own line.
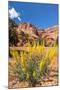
left=9, top=40, right=58, bottom=88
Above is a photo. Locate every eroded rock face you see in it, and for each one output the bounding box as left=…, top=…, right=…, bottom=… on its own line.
left=9, top=19, right=58, bottom=47
left=16, top=23, right=58, bottom=46
left=16, top=23, right=39, bottom=46
left=43, top=26, right=58, bottom=46
left=17, top=23, right=39, bottom=38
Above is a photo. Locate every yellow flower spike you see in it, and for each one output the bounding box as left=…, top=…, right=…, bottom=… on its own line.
left=45, top=47, right=57, bottom=64
left=15, top=51, right=20, bottom=61
left=41, top=46, right=44, bottom=55
left=33, top=71, right=36, bottom=77
left=20, top=52, right=26, bottom=72
left=50, top=47, right=56, bottom=59
left=39, top=59, right=46, bottom=72
left=28, top=46, right=34, bottom=57
left=10, top=50, right=16, bottom=58
left=20, top=52, right=24, bottom=64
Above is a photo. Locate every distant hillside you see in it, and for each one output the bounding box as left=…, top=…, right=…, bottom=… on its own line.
left=9, top=19, right=58, bottom=46
left=43, top=25, right=58, bottom=46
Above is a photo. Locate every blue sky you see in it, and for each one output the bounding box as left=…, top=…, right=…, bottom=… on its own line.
left=8, top=1, right=58, bottom=29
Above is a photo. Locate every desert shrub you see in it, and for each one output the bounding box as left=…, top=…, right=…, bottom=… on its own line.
left=9, top=41, right=57, bottom=87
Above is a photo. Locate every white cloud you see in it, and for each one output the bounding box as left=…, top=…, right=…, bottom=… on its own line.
left=9, top=7, right=21, bottom=21
left=18, top=17, right=21, bottom=21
